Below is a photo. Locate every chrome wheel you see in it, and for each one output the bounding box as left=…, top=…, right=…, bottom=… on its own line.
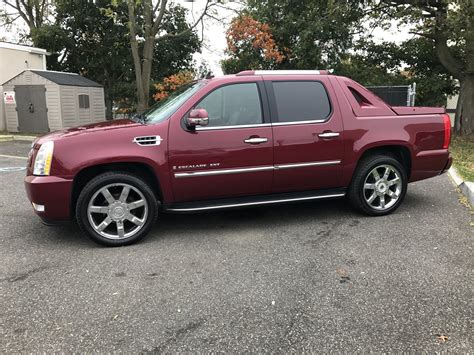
left=87, top=183, right=148, bottom=240
left=363, top=164, right=402, bottom=211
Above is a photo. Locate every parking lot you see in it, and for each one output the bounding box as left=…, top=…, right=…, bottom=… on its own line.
left=0, top=140, right=472, bottom=352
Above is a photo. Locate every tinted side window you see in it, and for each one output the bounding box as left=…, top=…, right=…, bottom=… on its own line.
left=196, top=83, right=262, bottom=127
left=272, top=81, right=331, bottom=122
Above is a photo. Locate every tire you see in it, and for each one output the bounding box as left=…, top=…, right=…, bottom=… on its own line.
left=76, top=172, right=159, bottom=246
left=348, top=155, right=407, bottom=216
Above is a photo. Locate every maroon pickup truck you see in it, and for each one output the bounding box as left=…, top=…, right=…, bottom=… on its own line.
left=25, top=70, right=452, bottom=246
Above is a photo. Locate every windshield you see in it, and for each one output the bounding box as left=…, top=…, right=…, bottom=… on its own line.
left=139, top=81, right=205, bottom=123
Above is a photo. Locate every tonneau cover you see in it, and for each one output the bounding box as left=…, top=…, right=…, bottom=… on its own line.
left=391, top=106, right=445, bottom=115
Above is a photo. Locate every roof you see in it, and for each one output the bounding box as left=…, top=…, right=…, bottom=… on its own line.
left=0, top=42, right=47, bottom=55
left=30, top=70, right=102, bottom=87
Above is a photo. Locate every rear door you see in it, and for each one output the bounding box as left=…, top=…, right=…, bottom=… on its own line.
left=265, top=76, right=344, bottom=193
left=168, top=79, right=274, bottom=202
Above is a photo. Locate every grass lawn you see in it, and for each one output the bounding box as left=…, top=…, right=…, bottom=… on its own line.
left=450, top=134, right=474, bottom=182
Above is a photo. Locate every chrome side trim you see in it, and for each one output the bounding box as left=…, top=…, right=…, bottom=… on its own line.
left=165, top=193, right=345, bottom=212
left=195, top=119, right=331, bottom=131
left=271, top=119, right=327, bottom=126
left=174, top=160, right=341, bottom=178
left=174, top=165, right=274, bottom=178
left=196, top=123, right=271, bottom=131
left=275, top=160, right=341, bottom=170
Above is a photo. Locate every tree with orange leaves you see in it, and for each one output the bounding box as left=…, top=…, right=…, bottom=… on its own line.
left=221, top=15, right=285, bottom=74
left=153, top=71, right=194, bottom=102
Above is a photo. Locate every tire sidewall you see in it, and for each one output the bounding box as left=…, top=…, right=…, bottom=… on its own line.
left=76, top=173, right=158, bottom=246
left=357, top=157, right=407, bottom=216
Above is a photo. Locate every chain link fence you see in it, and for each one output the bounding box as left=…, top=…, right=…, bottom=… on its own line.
left=367, top=83, right=416, bottom=107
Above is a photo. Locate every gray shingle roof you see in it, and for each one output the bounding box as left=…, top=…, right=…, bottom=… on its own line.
left=30, top=70, right=102, bottom=87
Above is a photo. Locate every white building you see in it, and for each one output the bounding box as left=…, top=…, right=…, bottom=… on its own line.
left=3, top=70, right=105, bottom=133
left=0, top=42, right=47, bottom=131
left=446, top=94, right=458, bottom=127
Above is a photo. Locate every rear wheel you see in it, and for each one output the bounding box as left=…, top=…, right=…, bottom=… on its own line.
left=348, top=155, right=407, bottom=216
left=76, top=172, right=158, bottom=246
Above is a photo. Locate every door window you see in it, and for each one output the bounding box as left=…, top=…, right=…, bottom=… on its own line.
left=272, top=81, right=331, bottom=123
left=196, top=83, right=263, bottom=127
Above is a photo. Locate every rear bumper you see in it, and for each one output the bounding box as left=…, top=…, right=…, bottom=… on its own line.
left=441, top=154, right=453, bottom=174
left=410, top=149, right=451, bottom=182
left=24, top=175, right=73, bottom=221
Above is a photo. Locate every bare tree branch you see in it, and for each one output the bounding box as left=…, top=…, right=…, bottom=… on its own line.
left=0, top=14, right=21, bottom=27
left=151, top=0, right=168, bottom=35
left=159, top=0, right=212, bottom=40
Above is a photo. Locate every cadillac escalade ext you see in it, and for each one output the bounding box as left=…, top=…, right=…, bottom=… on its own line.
left=25, top=70, right=452, bottom=246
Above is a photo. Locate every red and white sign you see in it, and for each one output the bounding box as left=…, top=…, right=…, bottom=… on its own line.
left=3, top=91, right=15, bottom=104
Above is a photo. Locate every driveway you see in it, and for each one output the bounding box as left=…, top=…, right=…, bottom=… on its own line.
left=0, top=141, right=472, bottom=352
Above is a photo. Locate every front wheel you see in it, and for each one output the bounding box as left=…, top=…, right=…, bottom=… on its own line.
left=348, top=155, right=407, bottom=216
left=76, top=172, right=159, bottom=246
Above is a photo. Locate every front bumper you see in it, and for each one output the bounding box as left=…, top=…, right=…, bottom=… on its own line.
left=24, top=175, right=73, bottom=221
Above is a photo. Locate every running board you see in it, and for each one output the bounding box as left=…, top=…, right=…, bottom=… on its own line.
left=163, top=188, right=346, bottom=213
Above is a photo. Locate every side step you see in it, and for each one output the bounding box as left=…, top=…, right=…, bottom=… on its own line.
left=163, top=188, right=346, bottom=213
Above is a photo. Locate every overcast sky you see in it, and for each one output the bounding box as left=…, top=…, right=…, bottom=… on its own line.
left=1, top=0, right=414, bottom=76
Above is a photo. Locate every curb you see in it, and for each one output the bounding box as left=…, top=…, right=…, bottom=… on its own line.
left=448, top=167, right=474, bottom=206
left=0, top=135, right=37, bottom=142
left=0, top=135, right=14, bottom=142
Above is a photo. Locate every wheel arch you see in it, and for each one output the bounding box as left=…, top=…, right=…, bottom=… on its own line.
left=71, top=161, right=163, bottom=218
left=356, top=143, right=412, bottom=179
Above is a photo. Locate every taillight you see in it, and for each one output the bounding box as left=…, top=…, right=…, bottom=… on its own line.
left=442, top=114, right=451, bottom=149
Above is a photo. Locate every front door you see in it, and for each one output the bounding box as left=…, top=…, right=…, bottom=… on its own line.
left=264, top=77, right=344, bottom=193
left=15, top=85, right=49, bottom=133
left=168, top=81, right=274, bottom=202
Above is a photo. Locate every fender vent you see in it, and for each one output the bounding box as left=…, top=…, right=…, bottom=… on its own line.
left=133, top=136, right=163, bottom=146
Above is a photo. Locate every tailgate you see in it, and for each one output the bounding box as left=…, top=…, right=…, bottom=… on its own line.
left=391, top=106, right=446, bottom=115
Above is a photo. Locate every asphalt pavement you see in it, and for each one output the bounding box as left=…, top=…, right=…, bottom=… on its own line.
left=0, top=140, right=472, bottom=352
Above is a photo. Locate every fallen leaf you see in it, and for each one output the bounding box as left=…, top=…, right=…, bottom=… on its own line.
left=437, top=334, right=449, bottom=343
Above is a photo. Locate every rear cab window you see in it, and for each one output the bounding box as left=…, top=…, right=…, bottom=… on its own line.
left=267, top=81, right=332, bottom=123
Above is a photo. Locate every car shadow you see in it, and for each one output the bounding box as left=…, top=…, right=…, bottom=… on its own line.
left=36, top=189, right=434, bottom=248
left=149, top=198, right=356, bottom=243
left=146, top=187, right=436, bottom=245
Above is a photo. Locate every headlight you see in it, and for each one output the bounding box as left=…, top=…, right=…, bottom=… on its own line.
left=33, top=141, right=54, bottom=176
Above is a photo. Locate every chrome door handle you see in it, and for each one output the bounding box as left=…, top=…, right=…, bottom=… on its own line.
left=244, top=137, right=268, bottom=144
left=318, top=132, right=340, bottom=138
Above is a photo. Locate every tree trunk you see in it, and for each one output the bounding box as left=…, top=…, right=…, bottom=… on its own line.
left=138, top=38, right=155, bottom=112
left=455, top=74, right=474, bottom=135
left=127, top=0, right=147, bottom=113
left=105, top=97, right=113, bottom=120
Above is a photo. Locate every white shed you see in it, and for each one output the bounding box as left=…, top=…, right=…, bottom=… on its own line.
left=2, top=69, right=105, bottom=133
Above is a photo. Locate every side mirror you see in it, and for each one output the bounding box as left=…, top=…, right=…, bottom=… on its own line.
left=186, top=108, right=209, bottom=128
